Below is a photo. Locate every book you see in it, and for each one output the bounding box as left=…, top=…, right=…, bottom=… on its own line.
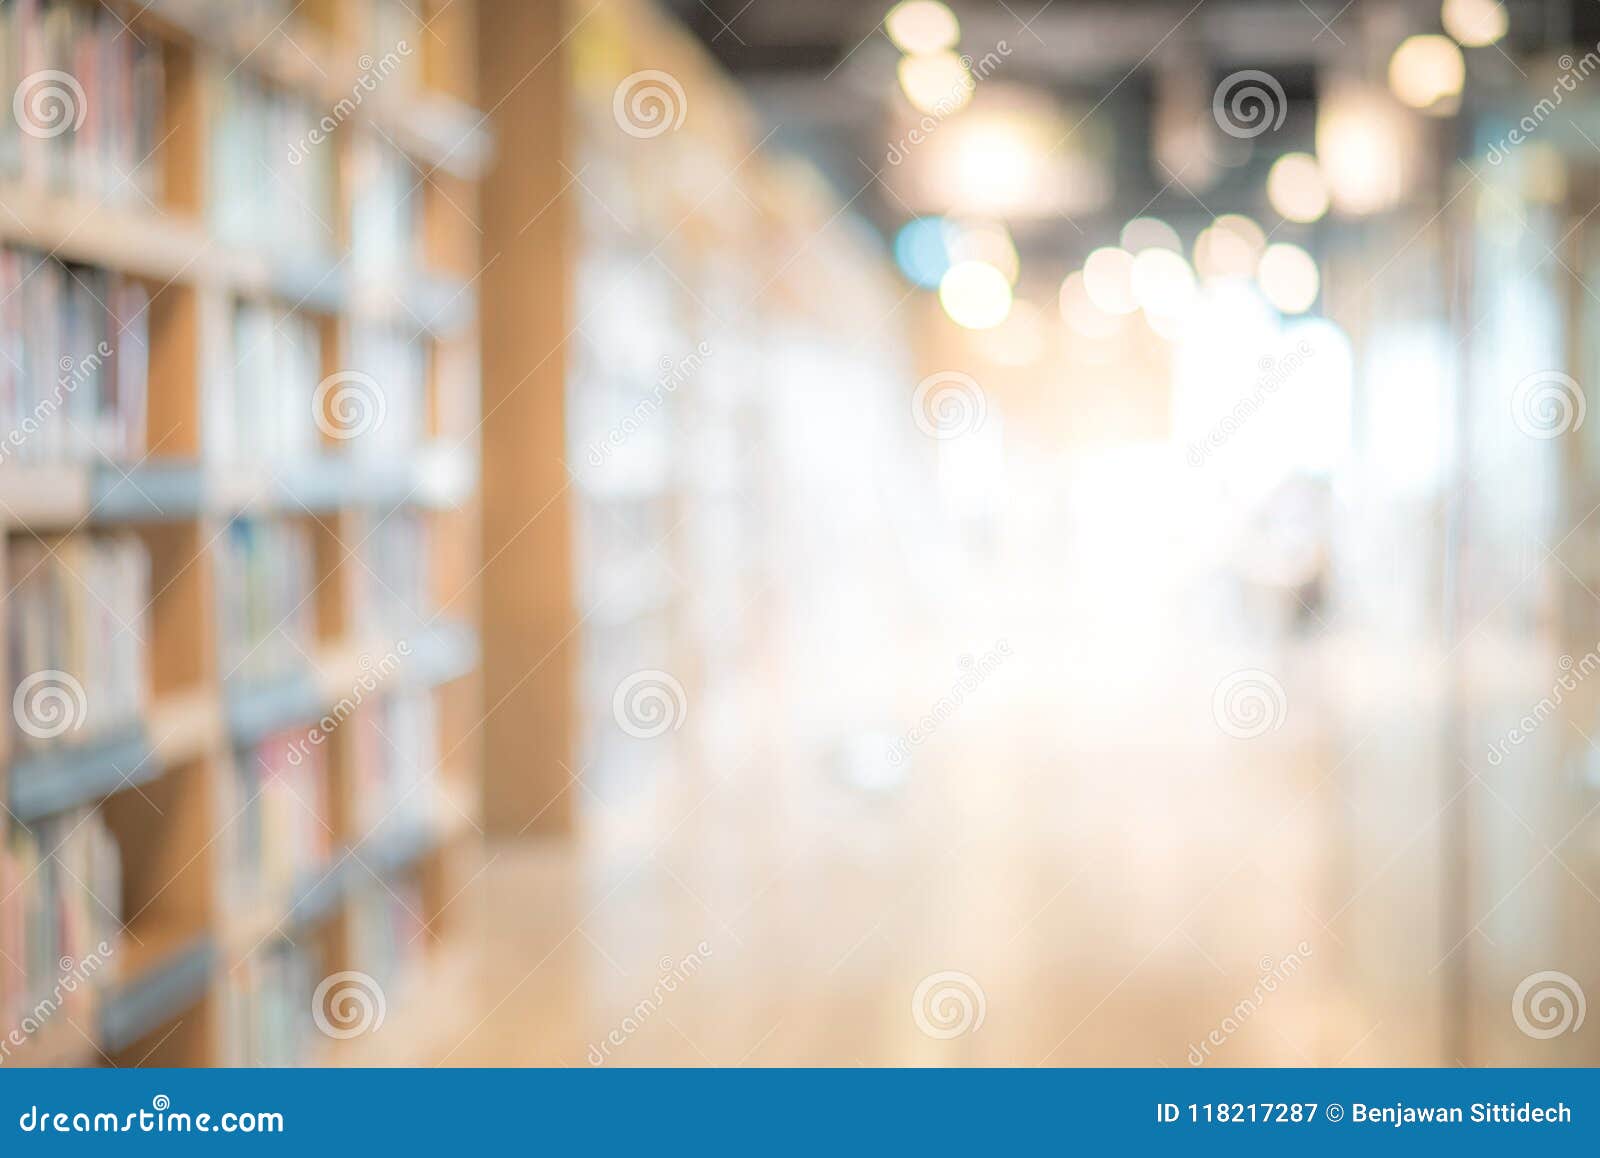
left=5, top=532, right=148, bottom=752
left=213, top=518, right=316, bottom=688
left=0, top=248, right=148, bottom=467
left=0, top=806, right=121, bottom=1035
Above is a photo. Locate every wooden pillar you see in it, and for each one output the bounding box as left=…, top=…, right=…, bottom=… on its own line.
left=477, top=0, right=578, bottom=835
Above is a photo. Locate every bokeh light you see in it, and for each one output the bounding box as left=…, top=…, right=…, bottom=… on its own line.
left=1442, top=0, right=1508, bottom=47
left=939, top=260, right=1014, bottom=329
left=1388, top=34, right=1465, bottom=115
left=1058, top=269, right=1123, bottom=339
left=1120, top=217, right=1182, bottom=254
left=1082, top=246, right=1138, bottom=315
left=947, top=219, right=1020, bottom=284
left=893, top=217, right=954, bottom=288
left=884, top=0, right=961, bottom=55
left=897, top=51, right=973, bottom=114
left=1257, top=243, right=1320, bottom=314
left=1266, top=153, right=1330, bottom=223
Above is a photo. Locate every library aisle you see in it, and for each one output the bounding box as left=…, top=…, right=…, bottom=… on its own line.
left=6, top=0, right=1600, bottom=1070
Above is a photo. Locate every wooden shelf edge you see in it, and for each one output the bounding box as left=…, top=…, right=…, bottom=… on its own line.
left=0, top=446, right=478, bottom=531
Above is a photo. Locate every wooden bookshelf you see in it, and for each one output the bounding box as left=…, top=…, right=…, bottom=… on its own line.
left=0, top=0, right=487, bottom=1067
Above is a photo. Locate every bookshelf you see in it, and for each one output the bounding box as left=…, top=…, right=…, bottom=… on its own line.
left=0, top=0, right=487, bottom=1067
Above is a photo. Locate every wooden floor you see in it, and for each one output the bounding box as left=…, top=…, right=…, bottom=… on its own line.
left=317, top=620, right=1594, bottom=1067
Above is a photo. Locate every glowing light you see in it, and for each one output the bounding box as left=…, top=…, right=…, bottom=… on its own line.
left=897, top=51, right=973, bottom=115
left=1388, top=35, right=1464, bottom=115
left=1442, top=0, right=1507, bottom=47
left=939, top=260, right=1013, bottom=329
left=1317, top=83, right=1410, bottom=216
left=1193, top=215, right=1266, bottom=280
left=1257, top=243, right=1320, bottom=314
left=893, top=217, right=953, bottom=288
left=1266, top=153, right=1330, bottom=223
left=1058, top=270, right=1123, bottom=339
left=1082, top=247, right=1138, bottom=315
left=947, top=219, right=1020, bottom=284
left=1132, top=248, right=1197, bottom=319
left=885, top=1, right=960, bottom=55
left=1120, top=217, right=1181, bottom=254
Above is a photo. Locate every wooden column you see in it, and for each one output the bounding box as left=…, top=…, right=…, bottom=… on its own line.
left=477, top=0, right=578, bottom=835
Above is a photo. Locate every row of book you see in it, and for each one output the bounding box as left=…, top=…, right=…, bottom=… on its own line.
left=354, top=510, right=430, bottom=643
left=6, top=533, right=147, bottom=752
left=343, top=320, right=428, bottom=456
left=210, top=71, right=337, bottom=259
left=214, top=517, right=316, bottom=688
left=354, top=688, right=438, bottom=840
left=220, top=940, right=315, bottom=1067
left=219, top=728, right=334, bottom=913
left=206, top=299, right=325, bottom=465
left=349, top=137, right=421, bottom=276
left=0, top=808, right=122, bottom=1032
left=0, top=249, right=149, bottom=466
left=0, top=0, right=165, bottom=206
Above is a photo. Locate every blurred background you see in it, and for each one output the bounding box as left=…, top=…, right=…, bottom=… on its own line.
left=4, top=0, right=1600, bottom=1068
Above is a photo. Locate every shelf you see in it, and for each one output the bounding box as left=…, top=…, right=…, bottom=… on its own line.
left=126, top=0, right=492, bottom=179
left=0, top=184, right=477, bottom=333
left=226, top=620, right=480, bottom=747
left=9, top=727, right=157, bottom=826
left=99, top=932, right=215, bottom=1054
left=0, top=446, right=477, bottom=531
